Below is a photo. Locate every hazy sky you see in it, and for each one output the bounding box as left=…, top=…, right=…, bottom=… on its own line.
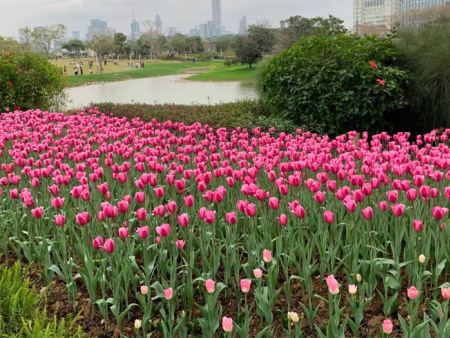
left=0, top=0, right=353, bottom=39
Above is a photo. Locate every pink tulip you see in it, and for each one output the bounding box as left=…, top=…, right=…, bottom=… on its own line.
left=140, top=285, right=148, bottom=295
left=277, top=213, right=288, bottom=226
left=176, top=240, right=185, bottom=249
left=118, top=200, right=129, bottom=214
left=433, top=206, right=445, bottom=220
left=406, top=189, right=417, bottom=201
left=204, top=210, right=216, bottom=224
left=323, top=210, right=334, bottom=224
left=253, top=268, right=263, bottom=278
left=136, top=208, right=147, bottom=221
left=413, top=220, right=423, bottom=232
left=226, top=212, right=237, bottom=224
left=382, top=319, right=393, bottom=334
left=240, top=279, right=251, bottom=293
left=156, top=223, right=171, bottom=237
left=31, top=207, right=43, bottom=219
left=379, top=201, right=388, bottom=212
left=54, top=214, right=65, bottom=227
left=118, top=227, right=129, bottom=238
left=314, top=191, right=325, bottom=204
left=407, top=286, right=419, bottom=299
left=93, top=236, right=103, bottom=249
left=263, top=249, right=272, bottom=263
left=154, top=187, right=164, bottom=198
left=268, top=197, right=279, bottom=210
left=326, top=275, right=339, bottom=295
left=205, top=279, right=215, bottom=294
left=441, top=287, right=450, bottom=300
left=167, top=201, right=176, bottom=215
left=103, top=239, right=115, bottom=253
left=9, top=189, right=18, bottom=199
left=386, top=190, right=398, bottom=203
left=391, top=204, right=405, bottom=217
left=222, top=316, right=233, bottom=332
left=362, top=207, right=373, bottom=220
left=184, top=195, right=194, bottom=207
left=177, top=213, right=189, bottom=227
left=245, top=203, right=256, bottom=217
left=137, top=226, right=149, bottom=239
left=135, top=191, right=145, bottom=204
left=344, top=199, right=357, bottom=212
left=164, top=287, right=173, bottom=300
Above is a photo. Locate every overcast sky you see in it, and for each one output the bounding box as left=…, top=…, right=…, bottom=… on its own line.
left=0, top=0, right=353, bottom=39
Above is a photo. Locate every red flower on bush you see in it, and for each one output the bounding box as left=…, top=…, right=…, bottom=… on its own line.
left=8, top=81, right=12, bottom=87
left=376, top=79, right=385, bottom=86
left=369, top=61, right=378, bottom=69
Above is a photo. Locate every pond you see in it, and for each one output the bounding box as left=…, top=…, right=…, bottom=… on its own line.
left=65, top=74, right=259, bottom=108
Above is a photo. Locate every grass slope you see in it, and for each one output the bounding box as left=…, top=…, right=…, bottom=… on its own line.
left=64, top=61, right=222, bottom=87
left=186, top=64, right=259, bottom=81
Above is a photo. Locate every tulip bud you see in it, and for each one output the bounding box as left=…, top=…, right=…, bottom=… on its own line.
left=348, top=284, right=357, bottom=295
left=356, top=274, right=362, bottom=282
left=140, top=285, right=148, bottom=295
left=134, top=319, right=142, bottom=329
left=418, top=254, right=426, bottom=264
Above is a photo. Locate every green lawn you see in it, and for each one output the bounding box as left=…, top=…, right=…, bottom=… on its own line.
left=65, top=61, right=223, bottom=87
left=186, top=64, right=259, bottom=81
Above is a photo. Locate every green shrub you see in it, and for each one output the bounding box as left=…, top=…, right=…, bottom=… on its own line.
left=394, top=22, right=450, bottom=131
left=259, top=34, right=408, bottom=135
left=223, top=60, right=232, bottom=67
left=91, top=100, right=269, bottom=129
left=0, top=261, right=83, bottom=337
left=0, top=52, right=66, bottom=111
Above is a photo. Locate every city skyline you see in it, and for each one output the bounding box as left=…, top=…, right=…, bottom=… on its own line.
left=0, top=0, right=353, bottom=39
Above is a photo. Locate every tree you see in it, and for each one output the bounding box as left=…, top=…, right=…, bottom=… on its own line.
left=233, top=35, right=262, bottom=68
left=0, top=36, right=21, bottom=53
left=247, top=25, right=276, bottom=54
left=30, top=24, right=67, bottom=57
left=124, top=40, right=139, bottom=58
left=169, top=34, right=189, bottom=54
left=113, top=33, right=127, bottom=58
left=61, top=39, right=85, bottom=58
left=277, top=15, right=347, bottom=51
left=215, top=38, right=231, bottom=53
left=86, top=35, right=114, bottom=73
left=18, top=26, right=33, bottom=52
left=187, top=36, right=204, bottom=54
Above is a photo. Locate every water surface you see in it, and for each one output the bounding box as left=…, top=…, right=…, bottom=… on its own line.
left=66, top=74, right=258, bottom=108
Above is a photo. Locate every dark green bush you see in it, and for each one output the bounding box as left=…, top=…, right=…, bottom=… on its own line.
left=259, top=34, right=408, bottom=135
left=91, top=100, right=270, bottom=129
left=394, top=22, right=450, bottom=131
left=0, top=52, right=66, bottom=111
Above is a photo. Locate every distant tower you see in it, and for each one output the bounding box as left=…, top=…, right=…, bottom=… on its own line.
left=131, top=11, right=140, bottom=40
left=211, top=0, right=222, bottom=36
left=238, top=16, right=247, bottom=35
left=155, top=14, right=162, bottom=34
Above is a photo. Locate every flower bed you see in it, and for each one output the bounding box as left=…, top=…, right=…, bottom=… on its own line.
left=0, top=108, right=449, bottom=337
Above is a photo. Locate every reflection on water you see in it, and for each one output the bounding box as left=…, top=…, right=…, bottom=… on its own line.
left=66, top=74, right=258, bottom=108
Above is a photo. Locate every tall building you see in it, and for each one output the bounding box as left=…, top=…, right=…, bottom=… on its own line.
left=238, top=16, right=247, bottom=35
left=402, top=0, right=450, bottom=26
left=72, top=31, right=80, bottom=40
left=353, top=0, right=402, bottom=35
left=86, top=19, right=108, bottom=40
left=155, top=15, right=162, bottom=34
left=199, top=24, right=208, bottom=39
left=131, top=12, right=140, bottom=40
left=212, top=0, right=222, bottom=27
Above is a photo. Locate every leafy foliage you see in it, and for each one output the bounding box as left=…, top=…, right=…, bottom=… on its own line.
left=0, top=52, right=66, bottom=111
left=260, top=33, right=408, bottom=135
left=394, top=22, right=450, bottom=131
left=0, top=36, right=21, bottom=53
left=0, top=261, right=82, bottom=337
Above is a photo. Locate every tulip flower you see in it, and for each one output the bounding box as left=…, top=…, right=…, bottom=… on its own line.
left=240, top=279, right=251, bottom=293
left=93, top=236, right=103, bottom=249
left=413, top=220, right=423, bottom=232
left=103, top=239, right=115, bottom=253
left=54, top=214, right=65, bottom=227
left=184, top=195, right=194, bottom=207
left=361, top=207, right=373, bottom=220
left=226, top=212, right=237, bottom=224
left=117, top=200, right=129, bottom=214
left=140, top=285, right=148, bottom=295
left=137, top=226, right=149, bottom=239
left=382, top=319, right=393, bottom=334
left=323, top=210, right=334, bottom=224
left=135, top=191, right=145, bottom=204
left=222, top=316, right=233, bottom=332
left=118, top=227, right=129, bottom=238
left=263, top=249, right=272, bottom=263
left=156, top=223, right=170, bottom=237
left=134, top=319, right=142, bottom=329
left=433, top=206, right=445, bottom=220
left=268, top=197, right=279, bottom=210
left=136, top=208, right=147, bottom=221
left=348, top=284, right=357, bottom=295
left=205, top=279, right=215, bottom=294
left=441, top=287, right=450, bottom=300
left=176, top=240, right=185, bottom=249
left=391, top=204, right=405, bottom=217
left=407, top=286, right=419, bottom=299
left=418, top=254, right=426, bottom=264
left=325, top=275, right=339, bottom=295
left=31, top=207, right=43, bottom=219
left=287, top=311, right=300, bottom=323
left=164, top=287, right=173, bottom=300
left=277, top=213, right=288, bottom=226
left=177, top=213, right=189, bottom=227
left=253, top=268, right=263, bottom=278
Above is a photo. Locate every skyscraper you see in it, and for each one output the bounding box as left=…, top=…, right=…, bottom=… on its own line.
left=353, top=0, right=402, bottom=35
left=402, top=0, right=450, bottom=26
left=155, top=15, right=162, bottom=34
left=131, top=11, right=140, bottom=40
left=238, top=16, right=247, bottom=35
left=212, top=0, right=222, bottom=27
